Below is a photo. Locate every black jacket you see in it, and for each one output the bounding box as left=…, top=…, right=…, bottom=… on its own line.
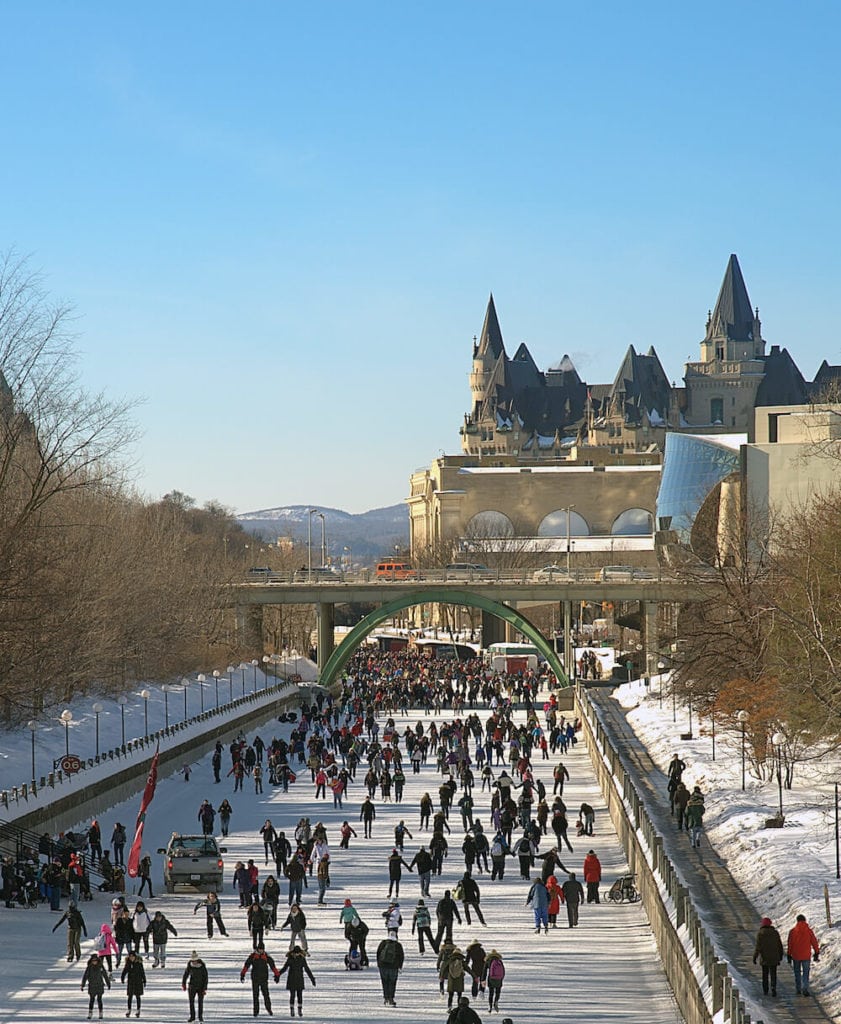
left=182, top=959, right=209, bottom=991
left=241, top=950, right=279, bottom=984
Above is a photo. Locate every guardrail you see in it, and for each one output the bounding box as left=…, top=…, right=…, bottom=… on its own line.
left=244, top=567, right=670, bottom=585
left=575, top=685, right=759, bottom=1024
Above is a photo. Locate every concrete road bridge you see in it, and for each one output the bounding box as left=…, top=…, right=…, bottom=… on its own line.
left=228, top=571, right=712, bottom=691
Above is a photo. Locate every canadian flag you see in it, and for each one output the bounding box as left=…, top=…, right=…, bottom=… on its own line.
left=127, top=746, right=160, bottom=877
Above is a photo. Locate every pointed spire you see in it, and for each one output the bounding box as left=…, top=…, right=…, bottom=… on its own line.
left=476, top=293, right=505, bottom=360
left=706, top=254, right=756, bottom=342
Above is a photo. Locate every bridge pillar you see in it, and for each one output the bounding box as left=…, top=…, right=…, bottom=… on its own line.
left=481, top=609, right=506, bottom=648
left=317, top=602, right=335, bottom=669
left=643, top=601, right=658, bottom=678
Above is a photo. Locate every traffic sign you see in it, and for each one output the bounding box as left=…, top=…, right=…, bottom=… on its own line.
left=60, top=754, right=82, bottom=774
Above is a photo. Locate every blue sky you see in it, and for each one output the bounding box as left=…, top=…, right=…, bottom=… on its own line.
left=2, top=2, right=839, bottom=514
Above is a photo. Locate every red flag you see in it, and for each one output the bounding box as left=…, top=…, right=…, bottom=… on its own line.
left=127, top=746, right=160, bottom=878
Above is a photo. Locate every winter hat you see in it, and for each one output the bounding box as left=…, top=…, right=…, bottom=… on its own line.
left=112, top=898, right=122, bottom=907
left=760, top=917, right=772, bottom=927
left=344, top=899, right=352, bottom=907
left=190, top=951, right=200, bottom=962
left=417, top=899, right=425, bottom=906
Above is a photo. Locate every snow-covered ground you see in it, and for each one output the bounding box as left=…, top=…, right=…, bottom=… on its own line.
left=1, top=695, right=682, bottom=1024
left=613, top=675, right=841, bottom=1021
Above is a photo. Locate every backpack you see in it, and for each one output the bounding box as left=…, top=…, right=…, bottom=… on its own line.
left=448, top=957, right=464, bottom=980
left=380, top=941, right=399, bottom=967
left=488, top=958, right=505, bottom=981
left=490, top=840, right=503, bottom=858
left=95, top=932, right=107, bottom=952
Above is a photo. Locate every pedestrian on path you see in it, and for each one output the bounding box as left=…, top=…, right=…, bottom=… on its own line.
left=483, top=949, right=505, bottom=1012
left=525, top=876, right=549, bottom=933
left=786, top=914, right=820, bottom=996
left=752, top=917, right=783, bottom=997
left=182, top=950, right=208, bottom=1023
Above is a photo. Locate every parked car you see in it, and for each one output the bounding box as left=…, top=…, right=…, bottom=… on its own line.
left=534, top=564, right=570, bottom=579
left=158, top=834, right=226, bottom=893
left=599, top=565, right=635, bottom=581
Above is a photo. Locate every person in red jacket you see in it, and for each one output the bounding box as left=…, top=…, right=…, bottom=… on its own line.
left=786, top=913, right=820, bottom=996
left=582, top=850, right=602, bottom=904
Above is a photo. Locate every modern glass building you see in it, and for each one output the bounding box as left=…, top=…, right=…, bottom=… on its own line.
left=656, top=433, right=744, bottom=543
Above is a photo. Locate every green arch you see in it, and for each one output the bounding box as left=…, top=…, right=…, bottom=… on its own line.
left=319, top=589, right=568, bottom=691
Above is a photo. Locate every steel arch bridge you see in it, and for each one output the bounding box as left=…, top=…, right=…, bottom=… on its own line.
left=318, top=589, right=568, bottom=691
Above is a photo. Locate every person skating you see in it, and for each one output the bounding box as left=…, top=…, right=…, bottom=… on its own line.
left=376, top=934, right=404, bottom=1007
left=248, top=897, right=270, bottom=949
left=525, top=876, right=549, bottom=933
left=447, top=994, right=484, bottom=1024
left=240, top=942, right=281, bottom=1017
left=465, top=939, right=487, bottom=998
left=753, top=917, right=784, bottom=997
left=435, top=889, right=462, bottom=948
left=52, top=897, right=87, bottom=961
left=409, top=845, right=433, bottom=897
left=194, top=892, right=228, bottom=938
left=136, top=853, right=154, bottom=898
left=457, top=871, right=486, bottom=926
left=411, top=898, right=438, bottom=954
left=561, top=872, right=585, bottom=927
left=483, top=949, right=505, bottom=1012
left=149, top=909, right=177, bottom=967
left=360, top=796, right=376, bottom=838
left=182, top=949, right=209, bottom=1022
left=277, top=944, right=316, bottom=1018
left=131, top=901, right=152, bottom=958
left=387, top=847, right=412, bottom=899
left=81, top=952, right=111, bottom=1020
left=445, top=945, right=472, bottom=1010
left=382, top=900, right=403, bottom=938
left=786, top=913, right=820, bottom=996
left=120, top=948, right=147, bottom=1018
left=280, top=904, right=308, bottom=952
left=582, top=850, right=601, bottom=903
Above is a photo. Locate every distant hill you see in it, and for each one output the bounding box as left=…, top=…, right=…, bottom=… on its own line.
left=237, top=503, right=409, bottom=564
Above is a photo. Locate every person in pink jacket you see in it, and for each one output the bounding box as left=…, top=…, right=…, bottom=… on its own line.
left=96, top=922, right=119, bottom=974
left=786, top=914, right=820, bottom=996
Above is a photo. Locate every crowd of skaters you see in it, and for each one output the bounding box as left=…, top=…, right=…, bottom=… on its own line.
left=32, top=643, right=823, bottom=1019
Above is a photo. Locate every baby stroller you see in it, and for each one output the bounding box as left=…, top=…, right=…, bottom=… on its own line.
left=607, top=873, right=641, bottom=903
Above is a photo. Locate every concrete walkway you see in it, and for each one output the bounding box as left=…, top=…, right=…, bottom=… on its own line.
left=590, top=687, right=831, bottom=1024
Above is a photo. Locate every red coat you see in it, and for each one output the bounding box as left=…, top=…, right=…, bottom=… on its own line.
left=545, top=875, right=561, bottom=914
left=787, top=920, right=819, bottom=961
left=583, top=854, right=602, bottom=884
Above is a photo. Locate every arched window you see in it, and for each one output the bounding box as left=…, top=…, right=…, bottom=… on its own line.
left=466, top=511, right=515, bottom=538
left=537, top=509, right=590, bottom=537
left=611, top=508, right=654, bottom=536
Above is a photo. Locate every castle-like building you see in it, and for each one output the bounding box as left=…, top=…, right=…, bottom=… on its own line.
left=461, top=254, right=834, bottom=460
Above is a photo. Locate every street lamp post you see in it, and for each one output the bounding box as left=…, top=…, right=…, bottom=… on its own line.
left=686, top=680, right=694, bottom=738
left=307, top=508, right=318, bottom=577
left=239, top=662, right=248, bottom=697
left=291, top=648, right=299, bottom=681
left=262, top=654, right=270, bottom=689
left=225, top=667, right=234, bottom=703
left=117, top=695, right=128, bottom=748
left=251, top=659, right=259, bottom=693
left=711, top=708, right=716, bottom=761
left=27, top=720, right=37, bottom=779
left=197, top=674, right=206, bottom=714
left=140, top=689, right=151, bottom=737
left=161, top=685, right=170, bottom=730
left=562, top=505, right=575, bottom=576
left=92, top=702, right=103, bottom=758
left=737, top=710, right=748, bottom=790
left=181, top=677, right=190, bottom=721
left=60, top=709, right=73, bottom=756
left=657, top=660, right=665, bottom=709
left=772, top=731, right=785, bottom=819
left=317, top=512, right=326, bottom=566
